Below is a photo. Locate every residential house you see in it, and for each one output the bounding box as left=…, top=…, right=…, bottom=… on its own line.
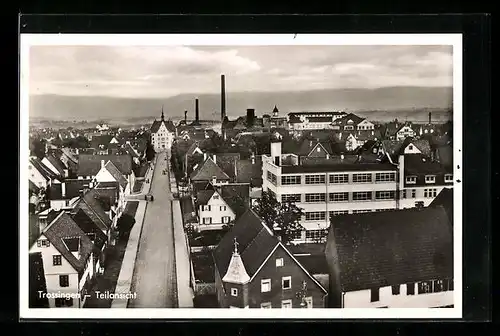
left=47, top=179, right=92, bottom=211
left=29, top=157, right=60, bottom=189
left=384, top=121, right=417, bottom=141
left=42, top=153, right=69, bottom=178
left=331, top=113, right=374, bottom=132
left=96, top=123, right=110, bottom=132
left=90, top=134, right=120, bottom=154
left=150, top=109, right=176, bottom=151
left=29, top=211, right=97, bottom=308
left=195, top=189, right=236, bottom=231
left=213, top=209, right=328, bottom=308
left=77, top=154, right=135, bottom=190
left=325, top=206, right=454, bottom=308
left=296, top=138, right=334, bottom=165
left=288, top=111, right=347, bottom=131
left=190, top=155, right=231, bottom=186
left=92, top=159, right=131, bottom=200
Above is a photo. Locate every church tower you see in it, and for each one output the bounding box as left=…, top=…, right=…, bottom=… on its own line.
left=272, top=105, right=279, bottom=118
left=221, top=238, right=250, bottom=308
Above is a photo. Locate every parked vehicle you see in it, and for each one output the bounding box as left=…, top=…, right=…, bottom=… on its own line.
left=145, top=194, right=154, bottom=201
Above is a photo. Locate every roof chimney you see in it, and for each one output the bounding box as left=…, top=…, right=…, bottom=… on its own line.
left=213, top=154, right=216, bottom=164
left=61, top=182, right=66, bottom=198
left=195, top=98, right=200, bottom=122
left=101, top=159, right=105, bottom=169
left=221, top=75, right=226, bottom=122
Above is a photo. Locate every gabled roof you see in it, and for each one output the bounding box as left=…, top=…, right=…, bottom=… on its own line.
left=103, top=160, right=128, bottom=190
left=195, top=190, right=215, bottom=208
left=151, top=119, right=176, bottom=133
left=215, top=153, right=240, bottom=180
left=45, top=154, right=66, bottom=176
left=94, top=183, right=119, bottom=207
left=404, top=153, right=447, bottom=175
left=192, top=181, right=215, bottom=194
left=90, top=134, right=114, bottom=149
left=73, top=189, right=112, bottom=231
left=29, top=180, right=40, bottom=195
left=298, top=139, right=332, bottom=156
left=47, top=179, right=92, bottom=200
left=186, top=142, right=202, bottom=156
left=124, top=142, right=139, bottom=158
left=219, top=184, right=250, bottom=218
left=41, top=212, right=95, bottom=275
left=213, top=209, right=279, bottom=280
left=409, top=139, right=432, bottom=157
left=61, top=148, right=78, bottom=164
left=190, top=157, right=231, bottom=181
left=436, top=145, right=453, bottom=170
left=30, top=157, right=58, bottom=181
left=77, top=154, right=132, bottom=177
left=333, top=113, right=365, bottom=126
left=328, top=206, right=453, bottom=292
left=430, top=188, right=454, bottom=226
left=71, top=209, right=107, bottom=251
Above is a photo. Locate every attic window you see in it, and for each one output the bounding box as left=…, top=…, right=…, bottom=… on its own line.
left=408, top=145, right=413, bottom=150
left=231, top=288, right=238, bottom=296
left=425, top=175, right=436, bottom=183
left=317, top=147, right=321, bottom=152
left=445, top=174, right=453, bottom=182
left=406, top=176, right=417, bottom=184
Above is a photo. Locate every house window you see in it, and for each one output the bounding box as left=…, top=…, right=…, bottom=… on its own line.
left=276, top=258, right=284, bottom=267
left=418, top=281, right=432, bottom=294
left=202, top=217, right=212, bottom=224
left=329, top=192, right=348, bottom=202
left=370, top=288, right=380, bottom=302
left=282, top=276, right=291, bottom=290
left=304, top=296, right=313, bottom=308
left=281, top=299, right=293, bottom=308
left=392, top=285, right=400, bottom=295
left=352, top=210, right=372, bottom=214
left=406, top=176, right=417, bottom=184
left=222, top=216, right=231, bottom=224
left=445, top=174, right=453, bottom=182
left=53, top=255, right=62, bottom=266
left=407, top=283, right=415, bottom=295
left=202, top=205, right=211, bottom=211
left=375, top=190, right=396, bottom=200
left=401, top=190, right=407, bottom=199
left=305, top=212, right=326, bottom=221
left=411, top=189, right=416, bottom=198
left=306, top=229, right=326, bottom=241
left=352, top=173, right=372, bottom=183
left=267, top=171, right=277, bottom=185
left=37, top=239, right=50, bottom=248
left=305, top=174, right=325, bottom=184
left=329, top=173, right=349, bottom=184
left=261, top=279, right=271, bottom=293
left=424, top=188, right=437, bottom=198
left=281, top=175, right=301, bottom=185
left=433, top=280, right=444, bottom=292
left=59, top=275, right=69, bottom=288
left=281, top=194, right=301, bottom=203
left=260, top=302, right=272, bottom=309
left=213, top=195, right=219, bottom=199
left=330, top=210, right=349, bottom=216
left=231, top=288, right=238, bottom=296
left=375, top=172, right=396, bottom=182
left=344, top=125, right=354, bottom=130
left=352, top=191, right=372, bottom=201
left=425, top=175, right=436, bottom=183
left=305, top=193, right=326, bottom=203
left=220, top=205, right=226, bottom=211
left=408, top=145, right=413, bottom=150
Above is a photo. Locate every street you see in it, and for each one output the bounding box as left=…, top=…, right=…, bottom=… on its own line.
left=128, top=151, right=178, bottom=308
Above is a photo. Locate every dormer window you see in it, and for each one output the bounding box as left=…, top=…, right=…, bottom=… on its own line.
left=445, top=174, right=453, bottom=182
left=425, top=175, right=436, bottom=183
left=406, top=176, right=417, bottom=184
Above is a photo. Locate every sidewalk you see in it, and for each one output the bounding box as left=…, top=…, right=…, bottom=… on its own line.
left=172, top=199, right=194, bottom=308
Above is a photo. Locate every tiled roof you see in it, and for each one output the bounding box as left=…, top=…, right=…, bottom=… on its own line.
left=294, top=254, right=329, bottom=276
left=45, top=154, right=66, bottom=176
left=190, top=157, right=231, bottom=181
left=213, top=209, right=279, bottom=279
left=30, top=157, right=58, bottom=181
left=215, top=154, right=239, bottom=180
left=195, top=190, right=215, bottom=208
left=42, top=212, right=95, bottom=275
left=77, top=154, right=132, bottom=177
left=104, top=160, right=128, bottom=190
left=430, top=188, right=454, bottom=227
left=73, top=189, right=112, bottom=231
left=61, top=148, right=78, bottom=164
left=333, top=113, right=365, bottom=126
left=298, top=139, right=332, bottom=156
left=404, top=153, right=447, bottom=175
left=29, top=180, right=40, bottom=195
left=219, top=184, right=251, bottom=218
left=90, top=134, right=114, bottom=150
left=71, top=209, right=107, bottom=251
left=328, top=206, right=453, bottom=292
left=436, top=145, right=453, bottom=170
left=174, top=139, right=196, bottom=157
left=124, top=143, right=139, bottom=158
left=47, top=179, right=92, bottom=200
left=94, top=184, right=119, bottom=207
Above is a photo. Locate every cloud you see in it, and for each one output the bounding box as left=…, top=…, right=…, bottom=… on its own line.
left=28, top=45, right=453, bottom=98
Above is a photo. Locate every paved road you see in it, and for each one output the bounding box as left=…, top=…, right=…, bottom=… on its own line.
left=128, top=151, right=178, bottom=308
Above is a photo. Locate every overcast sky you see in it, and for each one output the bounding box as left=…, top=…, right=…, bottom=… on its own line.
left=29, top=45, right=453, bottom=98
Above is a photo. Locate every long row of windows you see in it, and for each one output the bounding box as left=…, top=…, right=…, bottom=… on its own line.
left=266, top=171, right=278, bottom=186
left=260, top=297, right=313, bottom=309
left=280, top=191, right=396, bottom=203
left=277, top=172, right=397, bottom=186
left=370, top=279, right=454, bottom=302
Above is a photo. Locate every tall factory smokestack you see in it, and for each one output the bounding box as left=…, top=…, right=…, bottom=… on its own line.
left=428, top=112, right=432, bottom=125
left=221, top=74, right=226, bottom=122
left=184, top=110, right=187, bottom=123
left=195, top=98, right=200, bottom=122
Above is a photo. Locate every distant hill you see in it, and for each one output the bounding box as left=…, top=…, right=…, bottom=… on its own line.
left=29, top=86, right=452, bottom=122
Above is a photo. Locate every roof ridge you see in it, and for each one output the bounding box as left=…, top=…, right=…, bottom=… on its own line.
left=42, top=211, right=65, bottom=233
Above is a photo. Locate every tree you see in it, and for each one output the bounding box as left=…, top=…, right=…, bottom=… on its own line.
left=116, top=214, right=136, bottom=240
left=253, top=191, right=304, bottom=244
left=145, top=141, right=155, bottom=162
